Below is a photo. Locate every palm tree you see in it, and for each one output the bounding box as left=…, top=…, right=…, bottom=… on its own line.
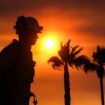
left=48, top=40, right=87, bottom=105
left=82, top=46, right=105, bottom=105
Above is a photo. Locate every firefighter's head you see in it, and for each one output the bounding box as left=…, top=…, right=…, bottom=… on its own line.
left=14, top=16, right=43, bottom=45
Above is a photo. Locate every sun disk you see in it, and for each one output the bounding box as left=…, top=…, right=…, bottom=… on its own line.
left=45, top=39, right=54, bottom=49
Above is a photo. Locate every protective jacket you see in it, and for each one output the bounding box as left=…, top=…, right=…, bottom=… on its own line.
left=0, top=39, right=35, bottom=105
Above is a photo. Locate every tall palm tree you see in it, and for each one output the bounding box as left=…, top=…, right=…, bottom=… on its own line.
left=48, top=40, right=87, bottom=105
left=82, top=46, right=105, bottom=105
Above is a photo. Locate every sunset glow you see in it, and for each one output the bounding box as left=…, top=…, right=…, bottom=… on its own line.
left=39, top=31, right=60, bottom=53
left=45, top=39, right=54, bottom=49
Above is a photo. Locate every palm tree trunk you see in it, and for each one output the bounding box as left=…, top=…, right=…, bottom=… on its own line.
left=100, top=77, right=104, bottom=105
left=64, top=63, right=70, bottom=105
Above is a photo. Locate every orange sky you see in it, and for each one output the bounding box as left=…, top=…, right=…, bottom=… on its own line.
left=0, top=0, right=105, bottom=105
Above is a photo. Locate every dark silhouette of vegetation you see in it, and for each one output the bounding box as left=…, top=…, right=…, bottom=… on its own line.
left=81, top=46, right=105, bottom=105
left=48, top=40, right=88, bottom=105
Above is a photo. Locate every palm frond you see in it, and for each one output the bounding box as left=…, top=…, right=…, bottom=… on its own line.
left=83, top=62, right=98, bottom=73
left=72, top=55, right=90, bottom=69
left=71, top=45, right=79, bottom=55
left=48, top=56, right=63, bottom=69
left=93, top=46, right=105, bottom=64
left=72, top=47, right=83, bottom=56
left=67, top=54, right=75, bottom=66
left=58, top=40, right=70, bottom=62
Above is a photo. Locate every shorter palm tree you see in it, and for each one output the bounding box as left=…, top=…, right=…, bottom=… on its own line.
left=81, top=46, right=105, bottom=105
left=48, top=40, right=88, bottom=105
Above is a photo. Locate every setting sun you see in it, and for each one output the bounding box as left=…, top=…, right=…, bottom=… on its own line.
left=38, top=31, right=61, bottom=53
left=45, top=39, right=54, bottom=49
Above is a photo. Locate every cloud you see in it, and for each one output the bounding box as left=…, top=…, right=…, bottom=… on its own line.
left=0, top=0, right=105, bottom=39
left=0, top=0, right=105, bottom=17
left=74, top=25, right=105, bottom=36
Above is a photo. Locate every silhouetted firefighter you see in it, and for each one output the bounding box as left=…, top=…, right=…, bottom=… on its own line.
left=0, top=16, right=43, bottom=105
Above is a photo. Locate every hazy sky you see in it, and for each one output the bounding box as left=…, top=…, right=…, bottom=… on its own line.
left=0, top=0, right=105, bottom=37
left=0, top=0, right=105, bottom=105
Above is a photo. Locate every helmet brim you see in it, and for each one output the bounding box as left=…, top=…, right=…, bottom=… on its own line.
left=37, top=26, right=43, bottom=33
